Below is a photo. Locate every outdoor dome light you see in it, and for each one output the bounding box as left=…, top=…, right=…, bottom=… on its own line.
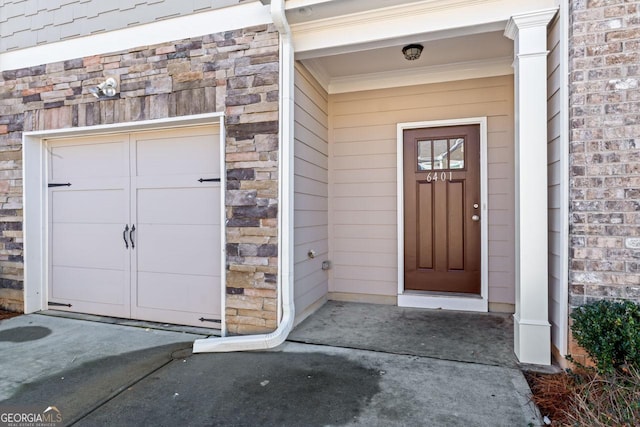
left=402, top=44, right=423, bottom=61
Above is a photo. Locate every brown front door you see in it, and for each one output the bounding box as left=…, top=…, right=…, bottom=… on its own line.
left=403, top=125, right=481, bottom=294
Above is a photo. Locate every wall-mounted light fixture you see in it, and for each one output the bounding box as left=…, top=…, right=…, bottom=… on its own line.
left=89, top=77, right=118, bottom=98
left=402, top=44, right=423, bottom=61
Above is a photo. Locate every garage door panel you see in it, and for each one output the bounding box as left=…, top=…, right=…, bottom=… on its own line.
left=52, top=190, right=126, bottom=224
left=135, top=175, right=218, bottom=189
left=50, top=141, right=127, bottom=180
left=135, top=133, right=220, bottom=177
left=52, top=266, right=127, bottom=306
left=137, top=187, right=221, bottom=225
left=136, top=271, right=221, bottom=316
left=52, top=223, right=127, bottom=270
left=48, top=126, right=222, bottom=329
left=50, top=178, right=129, bottom=191
left=136, top=225, right=220, bottom=276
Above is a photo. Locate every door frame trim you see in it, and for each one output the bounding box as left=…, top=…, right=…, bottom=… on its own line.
left=396, top=117, right=488, bottom=312
left=23, top=113, right=227, bottom=334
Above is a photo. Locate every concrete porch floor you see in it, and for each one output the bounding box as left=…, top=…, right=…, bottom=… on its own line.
left=290, top=301, right=518, bottom=368
left=0, top=302, right=543, bottom=426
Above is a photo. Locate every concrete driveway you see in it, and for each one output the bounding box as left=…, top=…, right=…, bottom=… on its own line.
left=0, top=307, right=542, bottom=426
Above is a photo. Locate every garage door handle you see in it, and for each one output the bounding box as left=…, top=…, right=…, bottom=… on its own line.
left=123, top=225, right=129, bottom=249
left=130, top=224, right=136, bottom=249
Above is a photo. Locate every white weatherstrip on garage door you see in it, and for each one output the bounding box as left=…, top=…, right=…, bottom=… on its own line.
left=45, top=125, right=222, bottom=329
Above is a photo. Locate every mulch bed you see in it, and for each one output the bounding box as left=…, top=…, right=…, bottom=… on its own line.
left=524, top=371, right=573, bottom=426
left=0, top=310, right=21, bottom=321
left=526, top=368, right=640, bottom=426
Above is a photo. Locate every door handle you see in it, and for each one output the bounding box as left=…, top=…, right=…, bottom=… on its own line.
left=471, top=215, right=480, bottom=222
left=130, top=224, right=136, bottom=249
left=123, top=225, right=129, bottom=249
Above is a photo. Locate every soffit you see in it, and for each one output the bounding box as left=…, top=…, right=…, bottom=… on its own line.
left=311, top=31, right=511, bottom=78
left=285, top=0, right=423, bottom=24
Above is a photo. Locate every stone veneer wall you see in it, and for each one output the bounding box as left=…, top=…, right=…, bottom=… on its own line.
left=0, top=24, right=280, bottom=334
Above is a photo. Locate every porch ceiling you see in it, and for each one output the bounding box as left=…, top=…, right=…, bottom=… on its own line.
left=305, top=31, right=511, bottom=77
left=297, top=30, right=513, bottom=94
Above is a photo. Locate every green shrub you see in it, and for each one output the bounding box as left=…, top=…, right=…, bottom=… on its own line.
left=570, top=299, right=640, bottom=374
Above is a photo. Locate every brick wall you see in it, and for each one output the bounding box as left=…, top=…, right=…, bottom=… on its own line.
left=569, top=0, right=640, bottom=308
left=0, top=24, right=280, bottom=334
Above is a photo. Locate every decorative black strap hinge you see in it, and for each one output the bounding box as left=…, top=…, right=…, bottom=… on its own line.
left=199, top=317, right=222, bottom=323
left=48, top=301, right=72, bottom=307
left=198, top=178, right=221, bottom=183
left=48, top=183, right=71, bottom=188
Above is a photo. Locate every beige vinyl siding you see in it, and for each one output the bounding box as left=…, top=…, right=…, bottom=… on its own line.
left=293, top=63, right=329, bottom=318
left=547, top=16, right=566, bottom=353
left=329, top=76, right=515, bottom=304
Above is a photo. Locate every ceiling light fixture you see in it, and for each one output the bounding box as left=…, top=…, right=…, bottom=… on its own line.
left=402, top=44, right=423, bottom=61
left=298, top=6, right=312, bottom=16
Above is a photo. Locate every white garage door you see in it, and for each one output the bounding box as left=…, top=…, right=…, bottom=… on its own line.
left=47, top=126, right=222, bottom=328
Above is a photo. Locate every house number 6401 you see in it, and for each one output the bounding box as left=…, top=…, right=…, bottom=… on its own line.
left=426, top=172, right=453, bottom=182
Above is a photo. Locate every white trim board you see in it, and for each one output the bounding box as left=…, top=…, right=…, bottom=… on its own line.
left=23, top=114, right=227, bottom=334
left=396, top=117, right=489, bottom=312
left=290, top=0, right=557, bottom=58
left=0, top=3, right=271, bottom=72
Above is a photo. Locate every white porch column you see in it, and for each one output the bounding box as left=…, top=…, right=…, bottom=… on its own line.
left=505, top=8, right=557, bottom=365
